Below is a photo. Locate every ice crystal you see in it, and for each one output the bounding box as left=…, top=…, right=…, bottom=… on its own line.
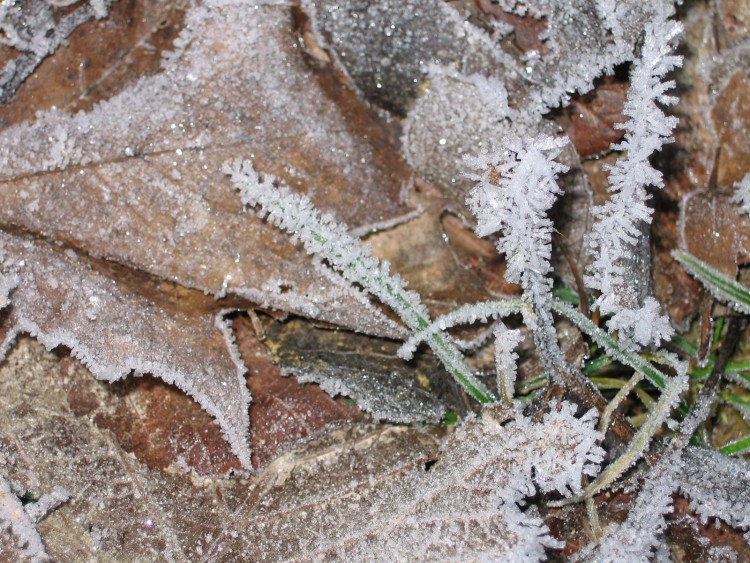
left=0, top=475, right=49, bottom=562
left=679, top=447, right=750, bottom=536
left=578, top=448, right=682, bottom=562
left=732, top=173, right=750, bottom=216
left=494, top=322, right=524, bottom=404
left=466, top=134, right=569, bottom=374
left=585, top=7, right=682, bottom=349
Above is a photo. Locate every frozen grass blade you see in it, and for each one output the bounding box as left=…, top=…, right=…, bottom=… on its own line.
left=719, top=435, right=750, bottom=456
left=226, top=159, right=496, bottom=403
left=552, top=299, right=669, bottom=389
left=673, top=250, right=750, bottom=315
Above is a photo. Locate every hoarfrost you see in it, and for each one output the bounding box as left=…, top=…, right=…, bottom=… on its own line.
left=585, top=5, right=681, bottom=349
left=396, top=0, right=669, bottom=210
left=0, top=0, right=410, bottom=338
left=252, top=403, right=604, bottom=560
left=0, top=1, right=114, bottom=104
left=0, top=232, right=252, bottom=470
left=0, top=474, right=49, bottom=562
left=578, top=448, right=682, bottom=562
left=678, top=447, right=750, bottom=538
left=732, top=173, right=750, bottom=216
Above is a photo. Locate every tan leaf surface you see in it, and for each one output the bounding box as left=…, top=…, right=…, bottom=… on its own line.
left=0, top=1, right=412, bottom=337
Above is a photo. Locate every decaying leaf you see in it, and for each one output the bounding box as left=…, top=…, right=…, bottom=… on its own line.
left=216, top=402, right=604, bottom=560
left=0, top=1, right=412, bottom=338
left=264, top=318, right=452, bottom=424
left=679, top=190, right=750, bottom=278
left=0, top=231, right=252, bottom=469
left=0, top=0, right=115, bottom=106
left=564, top=78, right=628, bottom=159
left=0, top=338, right=434, bottom=560
left=0, top=2, right=188, bottom=126
left=234, top=316, right=365, bottom=470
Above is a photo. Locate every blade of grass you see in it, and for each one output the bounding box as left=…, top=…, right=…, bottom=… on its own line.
left=673, top=250, right=750, bottom=314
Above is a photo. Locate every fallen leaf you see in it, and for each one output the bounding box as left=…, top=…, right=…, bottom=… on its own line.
left=64, top=364, right=245, bottom=478
left=564, top=77, right=628, bottom=158
left=678, top=190, right=750, bottom=278
left=0, top=2, right=412, bottom=338
left=263, top=317, right=454, bottom=424
left=0, top=1, right=187, bottom=125
left=235, top=316, right=365, bottom=470
left=0, top=338, right=440, bottom=560
left=0, top=231, right=252, bottom=469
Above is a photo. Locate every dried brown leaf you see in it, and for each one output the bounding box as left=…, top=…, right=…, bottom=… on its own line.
left=0, top=232, right=252, bottom=469
left=679, top=190, right=750, bottom=278
left=234, top=316, right=364, bottom=470
left=565, top=78, right=628, bottom=159
left=0, top=2, right=187, bottom=124
left=0, top=2, right=412, bottom=338
left=0, top=338, right=439, bottom=560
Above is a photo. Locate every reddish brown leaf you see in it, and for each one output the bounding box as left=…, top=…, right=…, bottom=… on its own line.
left=233, top=316, right=363, bottom=470
left=0, top=232, right=252, bottom=469
left=565, top=78, right=628, bottom=158
left=712, top=71, right=750, bottom=188
left=0, top=2, right=187, bottom=126
left=476, top=0, right=549, bottom=54
left=65, top=363, right=244, bottom=478
left=679, top=190, right=750, bottom=278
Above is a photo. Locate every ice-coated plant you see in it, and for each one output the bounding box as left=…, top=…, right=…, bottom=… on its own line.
left=584, top=7, right=682, bottom=349
left=225, top=3, right=750, bottom=559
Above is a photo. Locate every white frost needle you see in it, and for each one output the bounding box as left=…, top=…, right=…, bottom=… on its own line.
left=585, top=8, right=682, bottom=349
left=225, top=158, right=496, bottom=403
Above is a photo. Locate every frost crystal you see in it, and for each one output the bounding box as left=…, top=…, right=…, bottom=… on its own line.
left=466, top=134, right=569, bottom=373
left=585, top=7, right=682, bottom=349
left=678, top=447, right=750, bottom=536
left=494, top=322, right=524, bottom=404
left=0, top=475, right=49, bottom=562
left=579, top=448, right=682, bottom=562
left=732, top=173, right=750, bottom=216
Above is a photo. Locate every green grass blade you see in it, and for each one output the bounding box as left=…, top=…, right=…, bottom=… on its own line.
left=673, top=250, right=750, bottom=314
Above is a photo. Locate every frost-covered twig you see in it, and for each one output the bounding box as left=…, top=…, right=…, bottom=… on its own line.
left=585, top=9, right=682, bottom=349
left=576, top=447, right=682, bottom=562
left=466, top=135, right=569, bottom=377
left=225, top=159, right=495, bottom=403
left=494, top=323, right=524, bottom=405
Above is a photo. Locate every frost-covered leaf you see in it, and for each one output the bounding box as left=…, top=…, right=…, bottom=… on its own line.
left=678, top=447, right=750, bottom=537
left=0, top=0, right=114, bottom=105
left=217, top=402, right=604, bottom=561
left=306, top=0, right=523, bottom=115
left=0, top=232, right=252, bottom=470
left=1, top=341, right=606, bottom=560
left=0, top=0, right=412, bottom=337
left=0, top=338, right=437, bottom=560
left=679, top=190, right=750, bottom=279
left=264, top=318, right=450, bottom=424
